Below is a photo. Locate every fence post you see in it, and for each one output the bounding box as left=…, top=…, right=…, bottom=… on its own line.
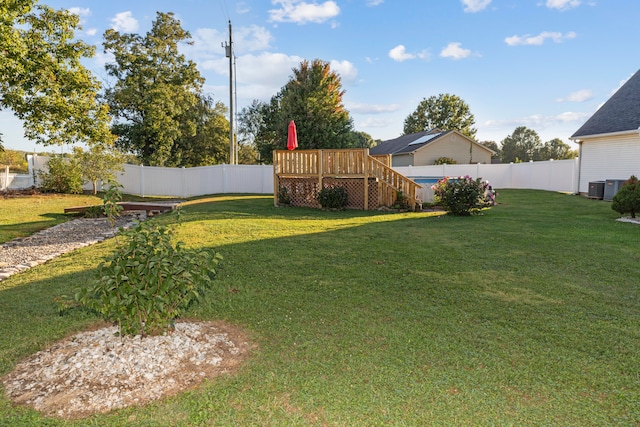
left=2, top=165, right=8, bottom=191
left=140, top=164, right=145, bottom=197
left=223, top=164, right=227, bottom=194
left=182, top=167, right=187, bottom=199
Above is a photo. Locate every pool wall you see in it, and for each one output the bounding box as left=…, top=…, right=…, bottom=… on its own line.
left=409, top=176, right=443, bottom=203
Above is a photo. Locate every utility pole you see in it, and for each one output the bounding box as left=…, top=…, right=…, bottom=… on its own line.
left=224, top=20, right=235, bottom=164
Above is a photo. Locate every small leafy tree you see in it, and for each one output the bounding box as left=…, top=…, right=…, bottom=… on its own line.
left=73, top=145, right=124, bottom=194
left=37, top=155, right=83, bottom=194
left=611, top=176, right=640, bottom=218
left=76, top=215, right=222, bottom=337
left=431, top=176, right=495, bottom=216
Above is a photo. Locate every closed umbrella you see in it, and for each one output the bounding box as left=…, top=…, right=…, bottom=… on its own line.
left=287, top=120, right=298, bottom=150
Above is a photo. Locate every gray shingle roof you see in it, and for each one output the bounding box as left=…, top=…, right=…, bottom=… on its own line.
left=571, top=69, right=640, bottom=139
left=369, top=130, right=451, bottom=155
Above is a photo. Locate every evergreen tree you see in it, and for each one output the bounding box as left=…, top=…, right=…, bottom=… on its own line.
left=250, top=59, right=355, bottom=163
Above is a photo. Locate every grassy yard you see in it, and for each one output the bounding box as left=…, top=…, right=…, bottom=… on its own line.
left=1, top=190, right=639, bottom=426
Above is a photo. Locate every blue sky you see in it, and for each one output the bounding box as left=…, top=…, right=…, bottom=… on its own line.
left=3, top=0, right=640, bottom=152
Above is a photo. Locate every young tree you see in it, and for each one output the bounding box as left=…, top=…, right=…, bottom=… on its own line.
left=237, top=99, right=267, bottom=164
left=73, top=146, right=124, bottom=195
left=500, top=126, right=542, bottom=163
left=103, top=12, right=204, bottom=166
left=0, top=1, right=112, bottom=148
left=254, top=59, right=355, bottom=163
left=403, top=93, right=477, bottom=138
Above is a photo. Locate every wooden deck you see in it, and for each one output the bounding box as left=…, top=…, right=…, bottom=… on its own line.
left=273, top=149, right=421, bottom=211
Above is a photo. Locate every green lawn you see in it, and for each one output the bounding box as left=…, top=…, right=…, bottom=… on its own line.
left=1, top=190, right=639, bottom=426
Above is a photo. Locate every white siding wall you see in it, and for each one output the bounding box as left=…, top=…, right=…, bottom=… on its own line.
left=579, top=134, right=640, bottom=193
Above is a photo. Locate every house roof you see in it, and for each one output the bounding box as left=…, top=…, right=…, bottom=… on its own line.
left=370, top=129, right=493, bottom=155
left=571, top=69, right=640, bottom=139
left=370, top=129, right=452, bottom=155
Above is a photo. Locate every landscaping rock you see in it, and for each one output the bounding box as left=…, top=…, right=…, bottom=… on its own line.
left=0, top=214, right=141, bottom=282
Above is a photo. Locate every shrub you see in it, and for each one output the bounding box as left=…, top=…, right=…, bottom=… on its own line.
left=75, top=217, right=222, bottom=337
left=393, top=190, right=410, bottom=210
left=317, top=185, right=348, bottom=210
left=37, top=155, right=83, bottom=194
left=278, top=185, right=291, bottom=205
left=611, top=175, right=640, bottom=218
left=431, top=175, right=495, bottom=216
left=434, top=157, right=457, bottom=165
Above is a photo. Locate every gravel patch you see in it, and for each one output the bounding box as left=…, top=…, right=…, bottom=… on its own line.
left=0, top=214, right=140, bottom=282
left=2, top=321, right=252, bottom=419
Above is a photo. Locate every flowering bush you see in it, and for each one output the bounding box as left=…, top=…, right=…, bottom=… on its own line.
left=431, top=175, right=496, bottom=216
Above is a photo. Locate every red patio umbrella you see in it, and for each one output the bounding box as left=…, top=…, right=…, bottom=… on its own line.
left=287, top=120, right=298, bottom=150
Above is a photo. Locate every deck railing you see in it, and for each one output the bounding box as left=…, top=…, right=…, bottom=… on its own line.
left=367, top=155, right=421, bottom=209
left=274, top=149, right=421, bottom=210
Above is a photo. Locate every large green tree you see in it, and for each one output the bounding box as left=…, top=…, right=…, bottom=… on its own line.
left=537, top=138, right=578, bottom=160
left=0, top=1, right=112, bottom=147
left=403, top=93, right=477, bottom=138
left=500, top=126, right=542, bottom=163
left=103, top=12, right=205, bottom=166
left=247, top=59, right=355, bottom=164
left=479, top=140, right=500, bottom=161
left=168, top=94, right=230, bottom=167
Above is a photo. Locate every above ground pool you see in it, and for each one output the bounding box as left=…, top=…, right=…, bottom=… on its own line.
left=409, top=176, right=443, bottom=186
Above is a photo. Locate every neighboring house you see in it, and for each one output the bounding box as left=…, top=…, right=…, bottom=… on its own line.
left=369, top=129, right=494, bottom=167
left=570, top=69, right=640, bottom=194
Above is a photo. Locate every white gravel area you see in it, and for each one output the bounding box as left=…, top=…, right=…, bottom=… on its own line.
left=2, top=320, right=251, bottom=419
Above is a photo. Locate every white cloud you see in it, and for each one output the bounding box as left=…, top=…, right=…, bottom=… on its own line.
left=557, top=89, right=593, bottom=102
left=546, top=0, right=581, bottom=10
left=505, top=31, right=576, bottom=46
left=68, top=7, right=91, bottom=18
left=269, top=0, right=340, bottom=24
left=388, top=45, right=414, bottom=62
left=461, top=0, right=491, bottom=12
left=330, top=60, right=358, bottom=83
left=185, top=26, right=273, bottom=67
left=388, top=45, right=430, bottom=62
left=111, top=11, right=139, bottom=32
left=389, top=44, right=417, bottom=62
left=440, top=42, right=472, bottom=60
left=85, top=28, right=97, bottom=36
left=367, top=0, right=384, bottom=6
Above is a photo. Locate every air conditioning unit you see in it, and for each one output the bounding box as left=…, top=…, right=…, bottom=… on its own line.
left=587, top=181, right=604, bottom=199
left=604, top=179, right=627, bottom=201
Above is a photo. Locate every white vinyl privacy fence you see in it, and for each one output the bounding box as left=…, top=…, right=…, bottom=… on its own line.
left=395, top=159, right=579, bottom=202
left=116, top=163, right=274, bottom=198
left=5, top=155, right=578, bottom=200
